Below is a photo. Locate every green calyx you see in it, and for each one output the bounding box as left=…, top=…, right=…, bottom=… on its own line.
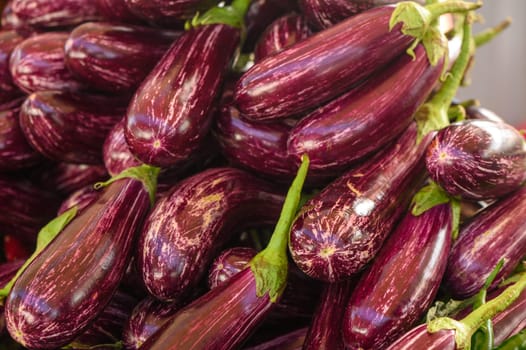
left=94, top=164, right=160, bottom=207
left=249, top=155, right=310, bottom=303
left=185, top=0, right=251, bottom=30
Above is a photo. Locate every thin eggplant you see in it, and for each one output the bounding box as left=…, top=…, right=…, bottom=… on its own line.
left=4, top=165, right=157, bottom=349
left=9, top=32, right=84, bottom=93
left=342, top=204, right=452, bottom=349
left=289, top=123, right=430, bottom=282
left=138, top=167, right=284, bottom=301
left=254, top=13, right=311, bottom=62
left=124, top=0, right=217, bottom=27
left=65, top=22, right=180, bottom=93
left=426, top=120, right=526, bottom=200
left=57, top=185, right=100, bottom=215
left=209, top=247, right=258, bottom=289
left=96, top=0, right=142, bottom=23
left=0, top=30, right=24, bottom=104
left=244, top=327, right=308, bottom=350
left=0, top=260, right=24, bottom=335
left=36, top=162, right=108, bottom=196
left=19, top=91, right=125, bottom=164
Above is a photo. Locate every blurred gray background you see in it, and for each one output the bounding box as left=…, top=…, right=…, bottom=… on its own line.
left=456, top=0, right=526, bottom=126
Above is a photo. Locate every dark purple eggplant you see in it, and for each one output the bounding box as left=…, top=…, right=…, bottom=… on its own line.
left=444, top=187, right=526, bottom=298
left=138, top=167, right=284, bottom=301
left=65, top=22, right=179, bottom=93
left=123, top=0, right=217, bottom=27
left=386, top=324, right=456, bottom=350
left=0, top=260, right=24, bottom=335
left=426, top=120, right=526, bottom=200
left=103, top=119, right=141, bottom=175
left=287, top=43, right=443, bottom=171
left=57, top=185, right=100, bottom=215
left=9, top=32, right=85, bottom=93
left=0, top=30, right=24, bottom=104
left=96, top=0, right=142, bottom=23
left=466, top=105, right=505, bottom=123
left=4, top=165, right=158, bottom=349
left=289, top=123, right=430, bottom=282
left=342, top=204, right=452, bottom=349
left=254, top=13, right=311, bottom=62
left=209, top=247, right=257, bottom=289
left=19, top=91, right=125, bottom=164
left=244, top=327, right=308, bottom=350
left=36, top=162, right=108, bottom=196
left=125, top=23, right=239, bottom=167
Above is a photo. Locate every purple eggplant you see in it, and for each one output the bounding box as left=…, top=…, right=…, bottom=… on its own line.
left=0, top=30, right=24, bottom=104
left=466, top=105, right=505, bottom=123
left=342, top=204, right=452, bottom=349
left=491, top=288, right=526, bottom=347
left=65, top=22, right=179, bottom=93
left=426, top=120, right=526, bottom=200
left=0, top=260, right=24, bottom=335
left=125, top=23, right=239, bottom=167
left=254, top=13, right=311, bottom=62
left=138, top=167, right=284, bottom=301
left=4, top=165, right=158, bottom=349
left=9, top=32, right=85, bottom=93
left=36, top=162, right=108, bottom=196
left=386, top=324, right=456, bottom=350
left=289, top=123, right=430, bottom=282
left=19, top=91, right=125, bottom=164
left=57, top=185, right=100, bottom=215
left=103, top=119, right=142, bottom=175
left=123, top=0, right=217, bottom=27
left=244, top=327, right=308, bottom=350
left=444, top=187, right=526, bottom=298
left=96, top=0, right=142, bottom=23
left=209, top=247, right=258, bottom=289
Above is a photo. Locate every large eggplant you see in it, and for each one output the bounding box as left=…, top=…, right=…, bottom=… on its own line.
left=35, top=162, right=108, bottom=196
left=289, top=123, right=430, bottom=282
left=138, top=167, right=284, bottom=301
left=19, top=91, right=125, bottom=164
left=65, top=22, right=179, bottom=93
left=426, top=120, right=526, bottom=200
left=124, top=0, right=217, bottom=27
left=9, top=32, right=84, bottom=93
left=0, top=30, right=24, bottom=104
left=342, top=204, right=452, bottom=349
left=244, top=327, right=308, bottom=350
left=4, top=165, right=158, bottom=349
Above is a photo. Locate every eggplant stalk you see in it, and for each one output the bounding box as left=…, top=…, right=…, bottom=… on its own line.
left=473, top=18, right=512, bottom=48
left=186, top=0, right=252, bottom=29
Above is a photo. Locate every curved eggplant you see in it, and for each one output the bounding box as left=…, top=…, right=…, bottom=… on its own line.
left=289, top=123, right=429, bottom=282
left=444, top=187, right=526, bottom=298
left=124, top=0, right=217, bottom=27
left=138, top=167, right=284, bottom=301
left=0, top=30, right=24, bottom=104
left=96, top=0, right=142, bottom=23
left=342, top=204, right=452, bottom=349
left=57, top=185, right=100, bottom=215
left=244, top=327, right=308, bottom=350
left=426, top=120, right=526, bottom=200
left=36, top=162, right=108, bottom=196
left=65, top=22, right=179, bottom=93
left=19, top=91, right=125, bottom=164
left=209, top=247, right=257, bottom=289
left=385, top=324, right=456, bottom=350
left=254, top=13, right=311, bottom=62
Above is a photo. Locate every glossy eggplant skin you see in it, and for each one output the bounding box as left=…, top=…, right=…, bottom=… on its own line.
left=36, top=162, right=108, bottom=196
left=138, top=167, right=284, bottom=301
left=343, top=204, right=452, bottom=349
left=96, top=0, right=142, bottom=23
left=208, top=247, right=257, bottom=289
left=19, top=91, right=125, bottom=164
left=287, top=45, right=443, bottom=171
left=426, top=120, right=526, bottom=200
left=444, top=187, right=526, bottom=299
left=5, top=177, right=151, bottom=349
left=65, top=22, right=179, bottom=93
left=0, top=260, right=25, bottom=335
left=244, top=327, right=308, bottom=350
left=124, top=0, right=216, bottom=27
left=0, top=30, right=24, bottom=104
left=9, top=32, right=85, bottom=93
left=254, top=14, right=311, bottom=62
left=234, top=6, right=413, bottom=121
left=289, top=123, right=429, bottom=282
left=57, top=185, right=100, bottom=215
left=385, top=324, right=455, bottom=350
left=125, top=24, right=239, bottom=168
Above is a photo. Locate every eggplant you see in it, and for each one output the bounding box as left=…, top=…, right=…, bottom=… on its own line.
left=103, top=119, right=142, bottom=175
left=342, top=204, right=452, bottom=349
left=491, top=288, right=526, bottom=347
left=19, top=91, right=125, bottom=164
left=96, top=0, right=142, bottom=23
left=426, top=120, right=526, bottom=200
left=465, top=105, right=505, bottom=123
left=254, top=13, right=311, bottom=62
left=287, top=43, right=443, bottom=171
left=125, top=23, right=239, bottom=167
left=386, top=324, right=456, bottom=350
left=36, top=162, right=108, bottom=196
left=124, top=0, right=217, bottom=27
left=57, top=185, right=100, bottom=215
left=289, top=123, right=430, bottom=282
left=0, top=260, right=24, bottom=335
left=4, top=165, right=158, bottom=349
left=444, top=187, right=526, bottom=298
left=9, top=32, right=85, bottom=93
left=0, top=30, right=24, bottom=104
left=243, top=327, right=308, bottom=350
left=138, top=167, right=284, bottom=301
left=209, top=247, right=258, bottom=289
left=65, top=22, right=180, bottom=93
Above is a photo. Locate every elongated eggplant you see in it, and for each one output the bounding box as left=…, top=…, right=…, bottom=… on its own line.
left=289, top=123, right=429, bottom=282
left=491, top=288, right=526, bottom=347
left=209, top=247, right=257, bottom=289
left=342, top=204, right=452, bottom=349
left=57, top=185, right=100, bottom=215
left=426, top=120, right=526, bottom=200
left=244, top=327, right=308, bottom=350
left=65, top=22, right=179, bottom=93
left=96, top=0, right=142, bottom=23
left=138, top=167, right=284, bottom=301
left=36, top=162, right=108, bottom=196
left=124, top=0, right=217, bottom=27
left=254, top=14, right=311, bottom=62
left=19, top=91, right=125, bottom=164
left=386, top=324, right=456, bottom=350
left=9, top=32, right=84, bottom=93
left=4, top=165, right=158, bottom=349
left=0, top=260, right=24, bottom=335
left=444, top=187, right=526, bottom=298
left=287, top=43, right=443, bottom=171
left=0, top=30, right=24, bottom=104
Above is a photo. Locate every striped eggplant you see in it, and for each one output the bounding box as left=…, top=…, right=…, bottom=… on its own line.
left=491, top=288, right=526, bottom=347
left=19, top=91, right=125, bottom=164
left=124, top=0, right=217, bottom=27
left=208, top=247, right=258, bottom=289
left=138, top=167, right=284, bottom=301
left=96, top=0, right=142, bottom=23
left=65, top=22, right=180, bottom=93
left=57, top=185, right=100, bottom=215
left=426, top=120, right=526, bottom=200
left=342, top=204, right=452, bottom=349
left=36, top=162, right=108, bottom=196
left=244, top=327, right=308, bottom=350
left=444, top=187, right=526, bottom=298
left=0, top=30, right=23, bottom=104
left=254, top=13, right=311, bottom=62
left=4, top=165, right=158, bottom=349
left=0, top=97, right=42, bottom=171
left=466, top=105, right=505, bottom=123
left=287, top=43, right=443, bottom=171
left=289, top=123, right=430, bottom=282
left=9, top=32, right=85, bottom=93
left=0, top=260, right=24, bottom=335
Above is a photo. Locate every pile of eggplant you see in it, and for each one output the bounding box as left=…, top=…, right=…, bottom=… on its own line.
left=0, top=0, right=525, bottom=349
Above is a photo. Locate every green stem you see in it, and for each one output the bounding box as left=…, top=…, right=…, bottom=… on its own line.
left=474, top=18, right=512, bottom=48
left=425, top=1, right=482, bottom=19
left=495, top=329, right=526, bottom=350
left=186, top=0, right=252, bottom=29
